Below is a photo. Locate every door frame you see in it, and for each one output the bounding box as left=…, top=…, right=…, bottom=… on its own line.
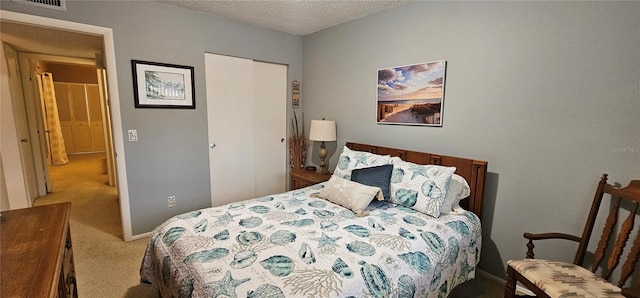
left=0, top=10, right=134, bottom=241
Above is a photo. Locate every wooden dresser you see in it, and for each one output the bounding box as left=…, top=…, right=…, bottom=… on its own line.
left=1, top=202, right=78, bottom=298
left=290, top=169, right=332, bottom=190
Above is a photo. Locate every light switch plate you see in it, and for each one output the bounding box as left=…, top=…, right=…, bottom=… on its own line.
left=128, top=129, right=138, bottom=142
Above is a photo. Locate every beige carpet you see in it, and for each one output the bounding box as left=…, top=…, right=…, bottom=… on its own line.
left=33, top=153, right=509, bottom=298
left=33, top=153, right=159, bottom=298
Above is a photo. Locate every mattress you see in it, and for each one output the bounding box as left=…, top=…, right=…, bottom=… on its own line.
left=140, top=183, right=482, bottom=298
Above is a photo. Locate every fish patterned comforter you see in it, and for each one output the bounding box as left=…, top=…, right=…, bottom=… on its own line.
left=140, top=183, right=482, bottom=298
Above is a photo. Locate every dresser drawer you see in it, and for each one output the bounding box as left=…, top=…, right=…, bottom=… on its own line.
left=62, top=228, right=78, bottom=298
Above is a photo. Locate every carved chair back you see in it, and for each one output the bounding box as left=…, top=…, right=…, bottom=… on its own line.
left=550, top=174, right=640, bottom=287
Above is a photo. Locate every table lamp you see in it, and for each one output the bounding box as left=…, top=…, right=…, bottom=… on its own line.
left=309, top=119, right=336, bottom=174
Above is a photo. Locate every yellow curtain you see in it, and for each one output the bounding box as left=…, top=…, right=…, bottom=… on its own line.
left=38, top=73, right=68, bottom=165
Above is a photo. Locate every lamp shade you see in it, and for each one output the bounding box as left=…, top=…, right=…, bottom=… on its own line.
left=309, top=120, right=336, bottom=142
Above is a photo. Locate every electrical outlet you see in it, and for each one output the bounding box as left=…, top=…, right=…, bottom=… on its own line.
left=168, top=196, right=176, bottom=207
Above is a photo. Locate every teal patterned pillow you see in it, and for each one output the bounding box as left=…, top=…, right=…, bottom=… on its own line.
left=389, top=158, right=456, bottom=218
left=333, top=146, right=391, bottom=180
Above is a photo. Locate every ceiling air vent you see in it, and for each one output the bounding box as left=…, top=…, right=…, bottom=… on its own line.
left=11, top=0, right=66, bottom=11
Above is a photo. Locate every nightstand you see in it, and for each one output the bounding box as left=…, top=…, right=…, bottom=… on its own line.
left=290, top=169, right=332, bottom=190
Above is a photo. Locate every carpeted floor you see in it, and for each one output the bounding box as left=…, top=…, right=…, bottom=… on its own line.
left=33, top=153, right=509, bottom=298
left=33, top=153, right=159, bottom=298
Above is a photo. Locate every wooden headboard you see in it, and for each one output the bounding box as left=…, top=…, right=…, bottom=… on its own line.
left=346, top=142, right=488, bottom=220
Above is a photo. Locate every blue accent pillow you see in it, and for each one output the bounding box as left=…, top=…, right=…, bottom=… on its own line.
left=350, top=164, right=393, bottom=201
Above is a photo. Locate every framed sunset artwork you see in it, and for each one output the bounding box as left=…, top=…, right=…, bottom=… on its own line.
left=377, top=60, right=446, bottom=126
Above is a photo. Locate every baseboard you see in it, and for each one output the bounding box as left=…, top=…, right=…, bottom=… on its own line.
left=477, top=269, right=535, bottom=296
left=130, top=231, right=152, bottom=241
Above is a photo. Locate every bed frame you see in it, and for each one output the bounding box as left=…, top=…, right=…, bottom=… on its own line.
left=346, top=142, right=488, bottom=220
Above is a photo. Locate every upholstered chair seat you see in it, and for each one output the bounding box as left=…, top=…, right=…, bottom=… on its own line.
left=507, top=259, right=623, bottom=297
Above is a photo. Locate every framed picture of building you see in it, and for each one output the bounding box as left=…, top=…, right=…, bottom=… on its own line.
left=132, top=60, right=195, bottom=109
left=377, top=60, right=446, bottom=126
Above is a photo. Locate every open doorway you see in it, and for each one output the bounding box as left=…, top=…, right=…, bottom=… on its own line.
left=0, top=12, right=133, bottom=240
left=30, top=59, right=122, bottom=238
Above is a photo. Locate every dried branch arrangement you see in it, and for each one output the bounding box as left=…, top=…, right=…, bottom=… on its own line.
left=289, top=110, right=309, bottom=170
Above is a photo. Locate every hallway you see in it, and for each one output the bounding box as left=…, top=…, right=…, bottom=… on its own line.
left=34, top=153, right=120, bottom=237
left=33, top=153, right=158, bottom=297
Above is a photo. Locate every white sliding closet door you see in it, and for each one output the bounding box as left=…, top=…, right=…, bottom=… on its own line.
left=206, top=54, right=255, bottom=206
left=205, top=54, right=286, bottom=207
left=253, top=61, right=287, bottom=197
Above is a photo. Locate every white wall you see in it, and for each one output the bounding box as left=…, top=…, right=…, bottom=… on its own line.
left=302, top=1, right=640, bottom=277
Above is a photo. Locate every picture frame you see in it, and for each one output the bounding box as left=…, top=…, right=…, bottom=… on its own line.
left=377, top=60, right=446, bottom=126
left=132, top=60, right=195, bottom=109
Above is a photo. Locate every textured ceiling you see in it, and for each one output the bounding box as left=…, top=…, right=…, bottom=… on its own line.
left=0, top=1, right=411, bottom=60
left=159, top=0, right=412, bottom=36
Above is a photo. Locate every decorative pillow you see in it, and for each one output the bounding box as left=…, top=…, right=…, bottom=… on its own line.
left=389, top=158, right=456, bottom=218
left=440, top=174, right=471, bottom=214
left=350, top=164, right=393, bottom=201
left=333, top=146, right=391, bottom=180
left=317, top=175, right=383, bottom=216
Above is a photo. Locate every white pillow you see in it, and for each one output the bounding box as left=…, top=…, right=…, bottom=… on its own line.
left=388, top=158, right=455, bottom=218
left=440, top=174, right=471, bottom=214
left=317, top=175, right=383, bottom=216
left=333, top=146, right=391, bottom=180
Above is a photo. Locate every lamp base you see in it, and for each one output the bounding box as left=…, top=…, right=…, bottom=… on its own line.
left=316, top=164, right=330, bottom=175
left=316, top=141, right=330, bottom=174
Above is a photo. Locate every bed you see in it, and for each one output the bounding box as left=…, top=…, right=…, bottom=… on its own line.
left=140, top=142, right=488, bottom=298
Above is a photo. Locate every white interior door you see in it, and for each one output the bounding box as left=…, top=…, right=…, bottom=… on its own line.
left=206, top=54, right=256, bottom=207
left=1, top=44, right=32, bottom=208
left=253, top=61, right=287, bottom=197
left=18, top=53, right=53, bottom=196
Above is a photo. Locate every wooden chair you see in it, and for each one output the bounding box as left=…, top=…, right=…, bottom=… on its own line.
left=504, top=174, right=640, bottom=298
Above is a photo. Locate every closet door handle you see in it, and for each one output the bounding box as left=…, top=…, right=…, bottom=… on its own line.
left=210, top=143, right=216, bottom=148
left=21, top=139, right=29, bottom=143
left=281, top=138, right=285, bottom=143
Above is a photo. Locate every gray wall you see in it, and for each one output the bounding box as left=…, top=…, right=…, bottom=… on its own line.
left=302, top=1, right=640, bottom=277
left=0, top=1, right=303, bottom=235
